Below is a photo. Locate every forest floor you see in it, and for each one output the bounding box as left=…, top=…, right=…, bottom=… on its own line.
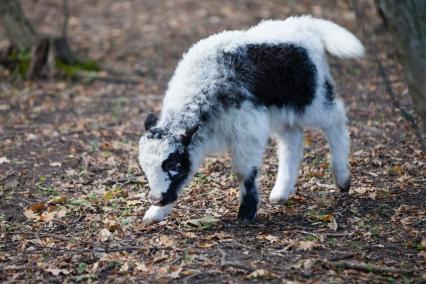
left=0, top=0, right=425, bottom=283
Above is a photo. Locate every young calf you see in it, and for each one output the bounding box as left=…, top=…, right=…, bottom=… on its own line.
left=139, top=16, right=364, bottom=224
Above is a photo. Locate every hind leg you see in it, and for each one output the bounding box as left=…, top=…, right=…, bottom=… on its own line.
left=269, top=127, right=304, bottom=204
left=322, top=108, right=351, bottom=192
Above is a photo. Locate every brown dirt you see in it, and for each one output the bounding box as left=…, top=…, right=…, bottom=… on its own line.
left=0, top=0, right=425, bottom=283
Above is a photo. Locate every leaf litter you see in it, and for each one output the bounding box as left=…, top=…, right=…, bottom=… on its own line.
left=0, top=0, right=425, bottom=283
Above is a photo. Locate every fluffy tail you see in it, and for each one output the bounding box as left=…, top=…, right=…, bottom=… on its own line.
left=308, top=17, right=365, bottom=59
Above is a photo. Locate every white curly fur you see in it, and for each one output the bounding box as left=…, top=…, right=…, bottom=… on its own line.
left=139, top=16, right=363, bottom=223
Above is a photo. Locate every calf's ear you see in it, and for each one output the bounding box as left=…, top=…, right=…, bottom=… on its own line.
left=181, top=125, right=199, bottom=146
left=144, top=113, right=159, bottom=130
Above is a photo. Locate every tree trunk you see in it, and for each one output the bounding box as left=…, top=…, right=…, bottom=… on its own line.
left=376, top=0, right=426, bottom=131
left=0, top=0, right=38, bottom=51
left=0, top=0, right=76, bottom=78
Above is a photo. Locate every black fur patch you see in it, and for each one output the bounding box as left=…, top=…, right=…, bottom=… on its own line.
left=220, top=43, right=317, bottom=112
left=238, top=168, right=259, bottom=223
left=159, top=148, right=191, bottom=206
left=324, top=80, right=335, bottom=105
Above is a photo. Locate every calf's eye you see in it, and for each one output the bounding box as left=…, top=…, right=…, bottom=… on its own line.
left=163, top=160, right=178, bottom=171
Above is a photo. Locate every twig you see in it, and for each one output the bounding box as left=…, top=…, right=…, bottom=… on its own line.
left=295, top=229, right=353, bottom=238
left=327, top=261, right=415, bottom=275
left=351, top=0, right=426, bottom=153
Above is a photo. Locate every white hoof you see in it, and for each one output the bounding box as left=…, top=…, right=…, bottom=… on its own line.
left=143, top=204, right=173, bottom=225
left=269, top=187, right=294, bottom=204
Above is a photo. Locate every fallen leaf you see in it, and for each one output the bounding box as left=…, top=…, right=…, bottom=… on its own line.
left=100, top=228, right=112, bottom=241
left=56, top=209, right=67, bottom=218
left=126, top=200, right=142, bottom=206
left=30, top=203, right=47, bottom=213
left=39, top=211, right=55, bottom=222
left=103, top=191, right=114, bottom=202
left=296, top=240, right=320, bottom=251
left=48, top=196, right=67, bottom=205
left=244, top=269, right=277, bottom=279
left=328, top=216, right=338, bottom=232
left=45, top=267, right=70, bottom=276
left=185, top=215, right=219, bottom=229
left=135, top=262, right=149, bottom=272
left=49, top=162, right=62, bottom=167
left=198, top=242, right=217, bottom=248
left=159, top=235, right=174, bottom=247
left=257, top=234, right=279, bottom=243
left=319, top=214, right=333, bottom=222
left=369, top=192, right=377, bottom=200
left=23, top=209, right=39, bottom=220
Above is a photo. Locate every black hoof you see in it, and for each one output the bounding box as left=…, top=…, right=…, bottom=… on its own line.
left=337, top=177, right=351, bottom=193
left=238, top=204, right=257, bottom=224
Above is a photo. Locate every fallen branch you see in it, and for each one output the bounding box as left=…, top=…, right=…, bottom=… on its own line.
left=351, top=0, right=426, bottom=153
left=327, top=261, right=415, bottom=275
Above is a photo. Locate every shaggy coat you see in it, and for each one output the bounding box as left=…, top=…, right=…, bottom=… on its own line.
left=139, top=16, right=364, bottom=224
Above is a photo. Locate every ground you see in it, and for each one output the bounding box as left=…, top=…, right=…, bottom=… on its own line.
left=0, top=0, right=425, bottom=283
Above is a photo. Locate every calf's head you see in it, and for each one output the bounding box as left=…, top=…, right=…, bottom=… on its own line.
left=138, top=113, right=199, bottom=206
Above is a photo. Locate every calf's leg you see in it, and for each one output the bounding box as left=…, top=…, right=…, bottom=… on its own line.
left=237, top=167, right=260, bottom=223
left=323, top=121, right=351, bottom=192
left=269, top=127, right=304, bottom=204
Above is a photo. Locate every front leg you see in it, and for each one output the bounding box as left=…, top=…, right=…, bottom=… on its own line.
left=237, top=168, right=260, bottom=224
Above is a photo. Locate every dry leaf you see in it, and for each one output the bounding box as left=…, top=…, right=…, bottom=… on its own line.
left=39, top=211, right=55, bottom=222
left=319, top=214, right=333, bottom=222
left=296, top=241, right=320, bottom=251
left=328, top=216, right=338, bottom=231
left=159, top=235, right=174, bottom=247
left=23, top=209, right=39, bottom=220
left=198, top=242, right=216, bottom=248
left=103, top=191, right=114, bottom=202
left=126, top=200, right=142, bottom=206
left=185, top=215, right=219, bottom=229
left=29, top=203, right=46, bottom=213
left=100, top=228, right=112, bottom=241
left=45, top=267, right=70, bottom=276
left=369, top=192, right=377, bottom=200
left=56, top=209, right=67, bottom=218
left=257, top=234, right=279, bottom=243
left=48, top=196, right=67, bottom=205
left=245, top=269, right=277, bottom=279
left=135, top=262, right=149, bottom=272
